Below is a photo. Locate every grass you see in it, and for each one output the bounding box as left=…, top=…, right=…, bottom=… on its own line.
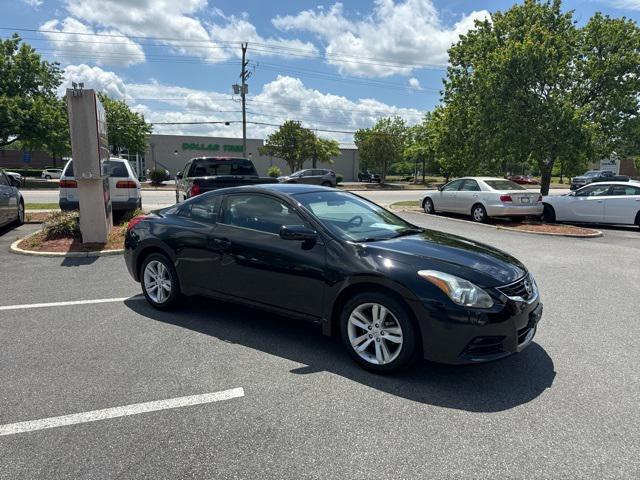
left=390, top=200, right=421, bottom=208
left=25, top=203, right=60, bottom=210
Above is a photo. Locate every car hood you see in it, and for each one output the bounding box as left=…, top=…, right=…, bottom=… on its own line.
left=360, top=230, right=527, bottom=287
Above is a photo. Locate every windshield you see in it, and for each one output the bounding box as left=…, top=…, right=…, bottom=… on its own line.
left=584, top=171, right=600, bottom=177
left=484, top=180, right=527, bottom=191
left=294, top=191, right=419, bottom=242
left=188, top=158, right=256, bottom=176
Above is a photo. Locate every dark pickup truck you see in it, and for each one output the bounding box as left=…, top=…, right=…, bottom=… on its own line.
left=570, top=170, right=630, bottom=190
left=176, top=157, right=278, bottom=201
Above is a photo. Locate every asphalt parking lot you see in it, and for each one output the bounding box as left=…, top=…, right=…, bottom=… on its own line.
left=0, top=213, right=638, bottom=479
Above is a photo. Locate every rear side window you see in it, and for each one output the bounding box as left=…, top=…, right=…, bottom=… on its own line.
left=0, top=172, right=9, bottom=186
left=609, top=185, right=640, bottom=196
left=63, top=161, right=74, bottom=177
left=188, top=158, right=256, bottom=177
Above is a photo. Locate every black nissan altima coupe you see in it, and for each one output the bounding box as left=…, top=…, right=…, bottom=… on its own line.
left=124, top=184, right=543, bottom=372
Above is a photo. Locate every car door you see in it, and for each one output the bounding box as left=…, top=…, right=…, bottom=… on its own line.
left=297, top=170, right=313, bottom=184
left=0, top=171, right=12, bottom=225
left=455, top=179, right=481, bottom=213
left=435, top=179, right=464, bottom=212
left=564, top=184, right=610, bottom=222
left=211, top=193, right=326, bottom=317
left=603, top=184, right=640, bottom=225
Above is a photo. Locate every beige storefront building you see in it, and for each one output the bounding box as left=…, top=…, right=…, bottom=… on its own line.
left=144, top=134, right=360, bottom=181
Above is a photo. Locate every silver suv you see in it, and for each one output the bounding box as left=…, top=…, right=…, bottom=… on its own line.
left=277, top=169, right=337, bottom=187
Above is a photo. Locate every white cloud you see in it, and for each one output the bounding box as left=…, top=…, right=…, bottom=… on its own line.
left=408, top=77, right=422, bottom=90
left=273, top=0, right=490, bottom=77
left=609, top=1, right=640, bottom=9
left=22, top=0, right=43, bottom=7
left=57, top=65, right=425, bottom=143
left=40, top=18, right=145, bottom=66
left=59, top=64, right=128, bottom=99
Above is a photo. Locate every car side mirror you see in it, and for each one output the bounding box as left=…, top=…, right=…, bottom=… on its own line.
left=280, top=225, right=317, bottom=242
left=437, top=186, right=443, bottom=191
left=176, top=172, right=183, bottom=180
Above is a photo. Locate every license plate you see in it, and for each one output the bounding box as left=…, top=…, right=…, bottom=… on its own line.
left=521, top=197, right=530, bottom=203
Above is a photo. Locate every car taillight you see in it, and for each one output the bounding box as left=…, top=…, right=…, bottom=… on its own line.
left=500, top=194, right=513, bottom=202
left=190, top=183, right=201, bottom=196
left=116, top=180, right=137, bottom=188
left=127, top=215, right=146, bottom=231
left=60, top=180, right=77, bottom=188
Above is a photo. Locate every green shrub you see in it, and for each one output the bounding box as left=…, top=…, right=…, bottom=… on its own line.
left=120, top=208, right=144, bottom=225
left=43, top=211, right=80, bottom=239
left=149, top=168, right=168, bottom=185
left=267, top=166, right=282, bottom=178
left=336, top=173, right=343, bottom=184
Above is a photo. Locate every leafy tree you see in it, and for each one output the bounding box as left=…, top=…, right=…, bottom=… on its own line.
left=97, top=93, right=151, bottom=155
left=261, top=120, right=339, bottom=172
left=404, top=112, right=443, bottom=182
left=442, top=0, right=640, bottom=194
left=354, top=116, right=407, bottom=183
left=0, top=34, right=63, bottom=149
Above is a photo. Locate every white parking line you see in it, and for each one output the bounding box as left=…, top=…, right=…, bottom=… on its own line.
left=0, top=296, right=145, bottom=312
left=0, top=387, right=245, bottom=436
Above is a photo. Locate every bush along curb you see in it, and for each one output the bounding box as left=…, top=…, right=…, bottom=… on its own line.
left=10, top=230, right=124, bottom=258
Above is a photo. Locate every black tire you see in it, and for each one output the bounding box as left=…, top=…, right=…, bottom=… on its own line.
left=137, top=198, right=142, bottom=209
left=635, top=211, right=640, bottom=229
left=471, top=204, right=488, bottom=223
left=321, top=181, right=332, bottom=187
left=423, top=197, right=435, bottom=214
left=15, top=200, right=25, bottom=226
left=510, top=216, right=525, bottom=223
left=140, top=253, right=181, bottom=310
left=340, top=292, right=419, bottom=373
left=542, top=204, right=556, bottom=223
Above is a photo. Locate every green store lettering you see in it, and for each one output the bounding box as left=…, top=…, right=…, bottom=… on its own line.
left=181, top=143, right=244, bottom=152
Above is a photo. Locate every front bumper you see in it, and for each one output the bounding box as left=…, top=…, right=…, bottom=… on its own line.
left=485, top=204, right=544, bottom=217
left=409, top=291, right=543, bottom=365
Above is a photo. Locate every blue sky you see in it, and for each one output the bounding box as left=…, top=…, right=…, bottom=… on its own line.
left=6, top=0, right=640, bottom=142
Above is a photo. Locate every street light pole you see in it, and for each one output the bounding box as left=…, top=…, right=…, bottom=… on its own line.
left=241, top=42, right=248, bottom=158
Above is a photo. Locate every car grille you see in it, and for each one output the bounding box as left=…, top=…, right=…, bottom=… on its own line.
left=498, top=275, right=534, bottom=302
left=517, top=326, right=534, bottom=346
left=462, top=336, right=505, bottom=357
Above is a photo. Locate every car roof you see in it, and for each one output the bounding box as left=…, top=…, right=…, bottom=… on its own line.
left=198, top=183, right=334, bottom=197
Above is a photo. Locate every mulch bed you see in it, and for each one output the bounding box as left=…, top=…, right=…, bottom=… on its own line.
left=24, top=212, right=51, bottom=223
left=18, top=226, right=126, bottom=253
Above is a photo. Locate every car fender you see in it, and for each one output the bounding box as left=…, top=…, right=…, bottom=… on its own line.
left=130, top=237, right=177, bottom=281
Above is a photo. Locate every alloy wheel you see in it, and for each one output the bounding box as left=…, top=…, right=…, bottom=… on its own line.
left=473, top=206, right=486, bottom=222
left=424, top=198, right=434, bottom=214
left=143, top=260, right=172, bottom=304
left=18, top=202, right=24, bottom=224
left=347, top=303, right=404, bottom=365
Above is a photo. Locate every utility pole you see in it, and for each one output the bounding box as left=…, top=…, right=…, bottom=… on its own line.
left=241, top=42, right=249, bottom=157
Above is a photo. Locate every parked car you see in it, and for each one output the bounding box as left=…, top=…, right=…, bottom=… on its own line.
left=358, top=170, right=381, bottom=183
left=422, top=177, right=543, bottom=223
left=278, top=169, right=337, bottom=187
left=125, top=184, right=543, bottom=373
left=0, top=169, right=25, bottom=228
left=570, top=170, right=629, bottom=190
left=542, top=181, right=640, bottom=227
left=176, top=157, right=278, bottom=202
left=41, top=168, right=63, bottom=179
left=507, top=175, right=540, bottom=185
left=59, top=158, right=142, bottom=212
left=5, top=171, right=23, bottom=187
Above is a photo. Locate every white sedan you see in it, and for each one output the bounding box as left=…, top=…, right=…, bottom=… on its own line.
left=542, top=181, right=640, bottom=227
left=422, top=177, right=543, bottom=223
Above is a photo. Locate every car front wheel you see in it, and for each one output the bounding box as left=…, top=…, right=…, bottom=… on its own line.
left=340, top=292, right=418, bottom=372
left=15, top=201, right=25, bottom=225
left=141, top=253, right=181, bottom=309
left=423, top=198, right=435, bottom=214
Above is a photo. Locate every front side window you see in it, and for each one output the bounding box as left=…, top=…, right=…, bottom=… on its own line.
left=182, top=195, right=220, bottom=223
left=460, top=180, right=480, bottom=191
left=442, top=179, right=463, bottom=191
left=294, top=191, right=417, bottom=242
left=221, top=194, right=307, bottom=235
left=575, top=185, right=611, bottom=197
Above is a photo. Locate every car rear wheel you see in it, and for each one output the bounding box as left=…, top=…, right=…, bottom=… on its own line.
left=340, top=292, right=418, bottom=372
left=471, top=204, right=488, bottom=223
left=15, top=201, right=24, bottom=225
left=322, top=181, right=332, bottom=187
left=542, top=204, right=556, bottom=223
left=423, top=198, right=435, bottom=214
left=141, top=253, right=181, bottom=309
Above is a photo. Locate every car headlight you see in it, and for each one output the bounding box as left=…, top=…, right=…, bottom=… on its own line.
left=418, top=270, right=494, bottom=308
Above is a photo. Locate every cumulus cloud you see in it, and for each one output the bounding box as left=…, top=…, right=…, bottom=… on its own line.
left=22, top=0, right=43, bottom=7
left=40, top=18, right=145, bottom=66
left=273, top=0, right=490, bottom=77
left=408, top=77, right=422, bottom=90
left=57, top=65, right=425, bottom=143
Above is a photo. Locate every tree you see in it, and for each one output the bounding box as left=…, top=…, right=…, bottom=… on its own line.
left=404, top=112, right=443, bottom=182
left=261, top=120, right=339, bottom=172
left=442, top=0, right=640, bottom=194
left=0, top=35, right=63, bottom=149
left=97, top=93, right=152, bottom=155
left=354, top=117, right=407, bottom=183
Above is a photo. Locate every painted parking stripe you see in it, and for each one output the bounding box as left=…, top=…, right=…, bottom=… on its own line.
left=0, top=387, right=245, bottom=436
left=0, top=296, right=145, bottom=312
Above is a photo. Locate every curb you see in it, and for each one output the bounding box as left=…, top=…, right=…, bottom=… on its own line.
left=393, top=207, right=603, bottom=238
left=10, top=230, right=125, bottom=258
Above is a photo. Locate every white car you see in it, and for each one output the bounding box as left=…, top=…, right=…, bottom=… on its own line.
left=542, top=181, right=640, bottom=227
left=41, top=168, right=63, bottom=179
left=59, top=158, right=142, bottom=212
left=422, top=177, right=543, bottom=223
